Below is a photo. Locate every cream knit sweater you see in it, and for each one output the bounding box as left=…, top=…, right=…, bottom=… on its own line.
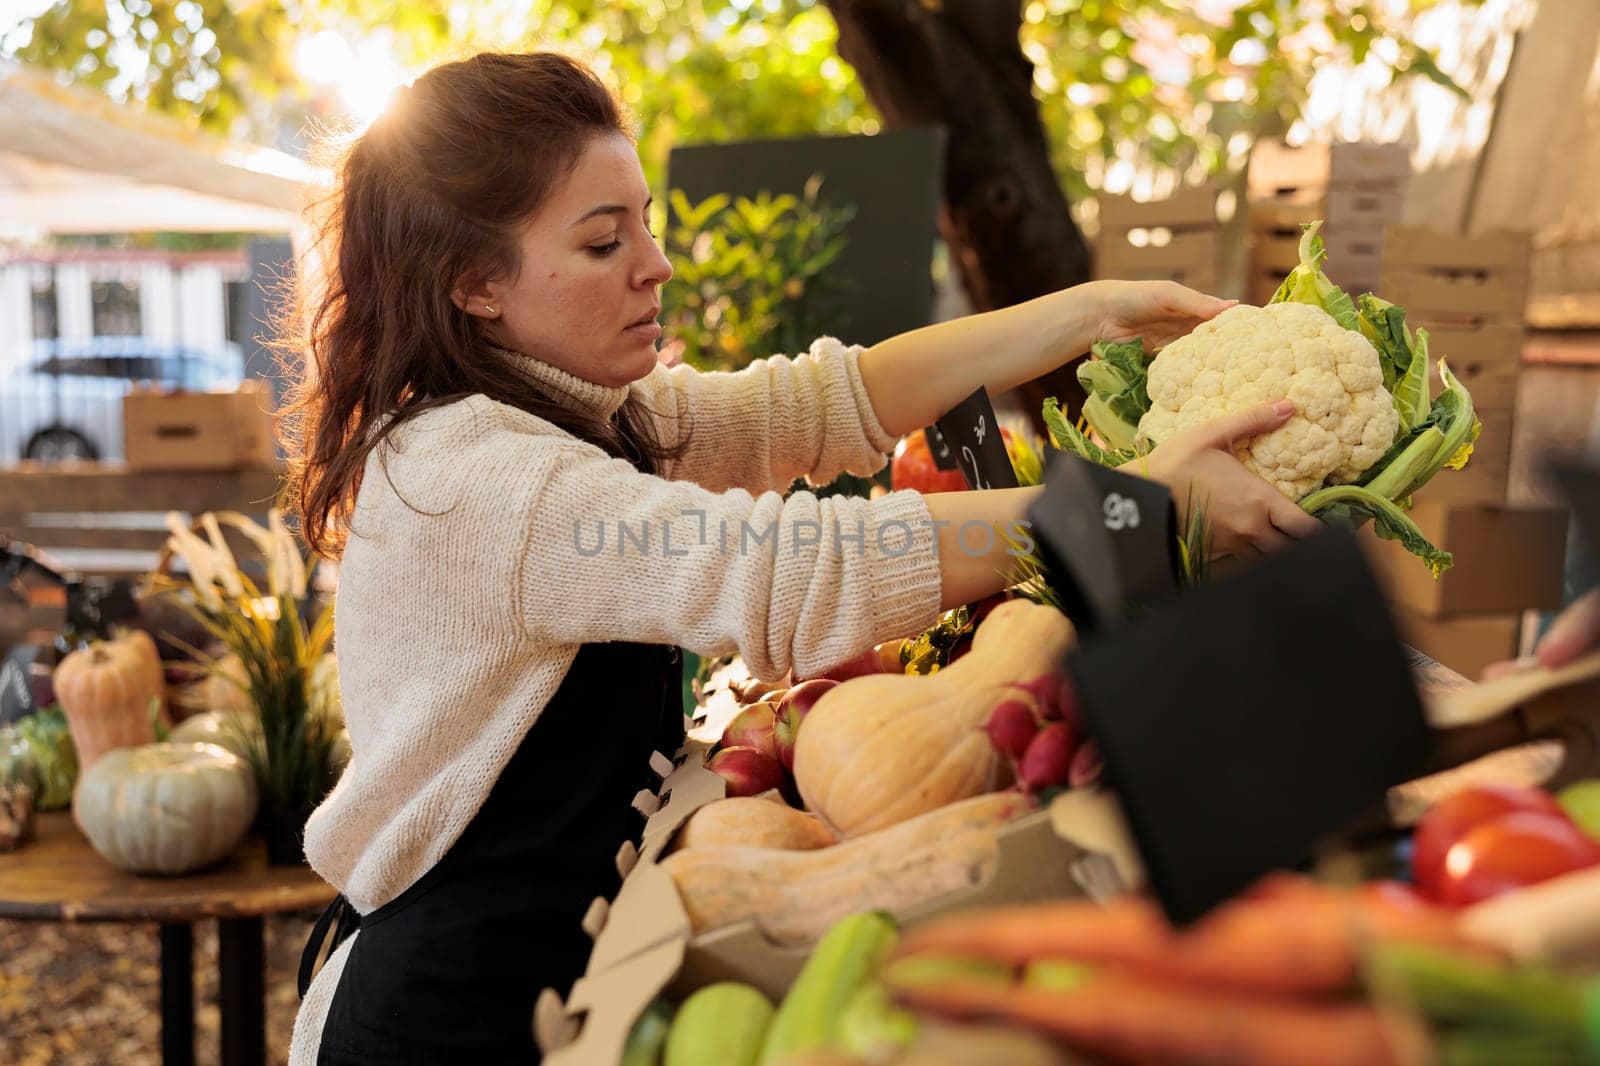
left=290, top=338, right=943, bottom=1062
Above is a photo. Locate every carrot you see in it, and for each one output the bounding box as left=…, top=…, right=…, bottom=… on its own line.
left=894, top=876, right=1480, bottom=998
left=889, top=974, right=1422, bottom=1066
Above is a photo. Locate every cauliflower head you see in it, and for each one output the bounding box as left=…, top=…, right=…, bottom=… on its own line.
left=1137, top=302, right=1399, bottom=499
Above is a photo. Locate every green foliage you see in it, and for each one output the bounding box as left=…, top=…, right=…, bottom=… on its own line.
left=661, top=175, right=855, bottom=374
left=5, top=1, right=1470, bottom=206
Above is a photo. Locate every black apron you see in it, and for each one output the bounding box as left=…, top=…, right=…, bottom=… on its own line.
left=302, top=641, right=684, bottom=1065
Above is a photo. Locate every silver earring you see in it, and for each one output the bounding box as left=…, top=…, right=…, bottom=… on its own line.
left=483, top=304, right=496, bottom=315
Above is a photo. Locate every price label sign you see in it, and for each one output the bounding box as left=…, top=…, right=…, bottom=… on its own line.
left=1024, top=452, right=1180, bottom=635
left=930, top=387, right=1019, bottom=491
left=1064, top=528, right=1430, bottom=925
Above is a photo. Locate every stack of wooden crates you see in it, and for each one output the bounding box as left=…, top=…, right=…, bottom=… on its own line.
left=1359, top=227, right=1570, bottom=677
left=1246, top=141, right=1411, bottom=304
left=1092, top=185, right=1219, bottom=292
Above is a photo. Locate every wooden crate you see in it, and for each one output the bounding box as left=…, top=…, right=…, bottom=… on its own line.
left=123, top=382, right=279, bottom=473
left=1378, top=227, right=1532, bottom=328
left=1424, top=324, right=1524, bottom=411
left=1094, top=186, right=1220, bottom=291
left=1410, top=403, right=1516, bottom=505
left=1248, top=141, right=1411, bottom=199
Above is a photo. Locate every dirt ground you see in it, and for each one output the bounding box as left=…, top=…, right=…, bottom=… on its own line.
left=0, top=913, right=317, bottom=1066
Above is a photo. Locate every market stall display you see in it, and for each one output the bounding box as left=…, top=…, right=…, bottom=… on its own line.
left=525, top=231, right=1600, bottom=1063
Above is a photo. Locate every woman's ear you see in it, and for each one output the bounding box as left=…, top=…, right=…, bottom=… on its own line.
left=451, top=276, right=502, bottom=320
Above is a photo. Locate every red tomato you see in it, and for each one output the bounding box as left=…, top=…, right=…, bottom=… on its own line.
left=1436, top=811, right=1600, bottom=908
left=1411, top=785, right=1565, bottom=900
left=891, top=430, right=969, bottom=494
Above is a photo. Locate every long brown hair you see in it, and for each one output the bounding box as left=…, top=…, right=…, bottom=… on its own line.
left=277, top=51, right=684, bottom=558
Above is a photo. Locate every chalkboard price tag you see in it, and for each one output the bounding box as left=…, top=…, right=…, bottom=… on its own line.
left=1025, top=452, right=1180, bottom=635
left=1064, top=528, right=1431, bottom=925
left=931, top=387, right=1019, bottom=492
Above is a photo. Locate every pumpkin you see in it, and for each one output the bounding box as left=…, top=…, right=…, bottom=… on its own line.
left=793, top=600, right=1074, bottom=838
left=74, top=742, right=258, bottom=875
left=672, top=796, right=836, bottom=853
left=659, top=791, right=1030, bottom=945
left=168, top=711, right=259, bottom=762
left=201, top=652, right=255, bottom=717
left=53, top=630, right=168, bottom=772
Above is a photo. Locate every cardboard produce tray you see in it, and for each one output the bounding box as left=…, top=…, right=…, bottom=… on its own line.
left=542, top=742, right=1135, bottom=1065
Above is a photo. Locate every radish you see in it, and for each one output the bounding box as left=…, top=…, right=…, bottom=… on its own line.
left=1019, top=722, right=1077, bottom=792
left=1068, top=738, right=1104, bottom=789
left=985, top=699, right=1038, bottom=760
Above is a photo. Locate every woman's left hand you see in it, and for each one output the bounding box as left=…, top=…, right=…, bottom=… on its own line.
left=1089, top=279, right=1236, bottom=350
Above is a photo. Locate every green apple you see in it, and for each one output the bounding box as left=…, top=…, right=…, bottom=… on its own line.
left=1557, top=779, right=1600, bottom=841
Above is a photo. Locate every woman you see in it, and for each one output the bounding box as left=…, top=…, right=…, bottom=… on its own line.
left=285, top=50, right=1314, bottom=1065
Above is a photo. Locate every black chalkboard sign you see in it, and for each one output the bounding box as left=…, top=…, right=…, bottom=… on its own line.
left=1065, top=528, right=1431, bottom=925
left=932, top=387, right=1019, bottom=492
left=1024, top=452, right=1181, bottom=634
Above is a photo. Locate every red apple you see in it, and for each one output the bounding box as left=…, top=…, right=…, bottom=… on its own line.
left=986, top=699, right=1038, bottom=760
left=707, top=746, right=787, bottom=798
left=720, top=701, right=779, bottom=761
left=772, top=678, right=839, bottom=771
left=1412, top=785, right=1565, bottom=900
left=806, top=647, right=889, bottom=684
left=1019, top=722, right=1077, bottom=792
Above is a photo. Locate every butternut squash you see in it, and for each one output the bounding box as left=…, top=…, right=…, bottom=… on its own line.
left=660, top=791, right=1030, bottom=945
left=672, top=797, right=836, bottom=853
left=793, top=600, right=1073, bottom=837
left=53, top=630, right=168, bottom=772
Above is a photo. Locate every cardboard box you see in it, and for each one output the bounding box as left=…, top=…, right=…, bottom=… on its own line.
left=1364, top=502, right=1568, bottom=617
left=123, top=382, right=277, bottom=472
left=544, top=742, right=1135, bottom=1064
left=1395, top=608, right=1524, bottom=679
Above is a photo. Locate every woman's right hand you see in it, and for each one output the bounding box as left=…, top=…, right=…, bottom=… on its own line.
left=1130, top=399, right=1321, bottom=559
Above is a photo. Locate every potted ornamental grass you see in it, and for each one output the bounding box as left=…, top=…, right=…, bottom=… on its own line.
left=150, top=509, right=343, bottom=865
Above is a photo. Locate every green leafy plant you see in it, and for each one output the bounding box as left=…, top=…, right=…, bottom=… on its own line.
left=151, top=510, right=340, bottom=863
left=661, top=175, right=855, bottom=374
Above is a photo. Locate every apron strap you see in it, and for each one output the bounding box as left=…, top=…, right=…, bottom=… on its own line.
left=298, top=894, right=361, bottom=998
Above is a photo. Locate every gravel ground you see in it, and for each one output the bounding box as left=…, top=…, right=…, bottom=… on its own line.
left=0, top=913, right=318, bottom=1065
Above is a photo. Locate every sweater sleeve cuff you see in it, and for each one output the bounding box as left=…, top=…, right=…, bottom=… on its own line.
left=822, top=337, right=901, bottom=457
left=862, top=489, right=944, bottom=644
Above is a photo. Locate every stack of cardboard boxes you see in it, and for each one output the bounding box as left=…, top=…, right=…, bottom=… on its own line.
left=1360, top=227, right=1568, bottom=677
left=1246, top=141, right=1411, bottom=305
left=1092, top=184, right=1220, bottom=293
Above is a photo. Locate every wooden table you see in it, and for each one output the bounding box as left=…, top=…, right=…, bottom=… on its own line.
left=0, top=812, right=335, bottom=1066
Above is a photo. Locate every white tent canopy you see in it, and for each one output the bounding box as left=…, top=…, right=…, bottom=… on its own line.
left=0, top=61, right=315, bottom=237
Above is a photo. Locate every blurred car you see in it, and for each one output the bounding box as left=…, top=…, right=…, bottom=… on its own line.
left=0, top=336, right=244, bottom=463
